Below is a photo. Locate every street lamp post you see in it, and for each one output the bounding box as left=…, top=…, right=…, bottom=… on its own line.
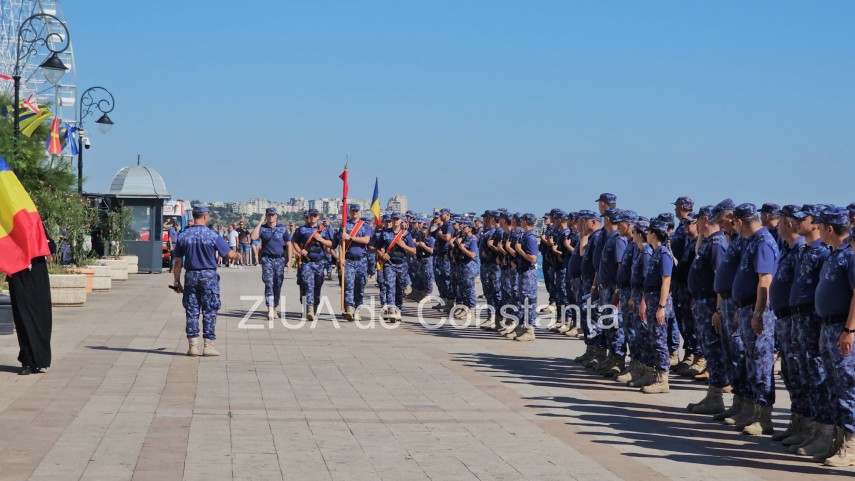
left=77, top=87, right=115, bottom=194
left=12, top=13, right=70, bottom=139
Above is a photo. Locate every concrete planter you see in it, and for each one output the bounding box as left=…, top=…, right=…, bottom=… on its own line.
left=121, top=255, right=139, bottom=274
left=94, top=259, right=128, bottom=281
left=90, top=265, right=112, bottom=292
left=71, top=267, right=95, bottom=293
left=49, top=274, right=87, bottom=307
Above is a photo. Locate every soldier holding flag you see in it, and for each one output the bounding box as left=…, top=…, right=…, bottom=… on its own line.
left=291, top=208, right=334, bottom=321
left=332, top=204, right=372, bottom=321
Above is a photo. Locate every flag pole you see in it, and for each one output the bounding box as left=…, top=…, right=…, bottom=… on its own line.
left=340, top=156, right=349, bottom=312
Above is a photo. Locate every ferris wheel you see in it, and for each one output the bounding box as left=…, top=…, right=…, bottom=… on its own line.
left=0, top=0, right=77, bottom=124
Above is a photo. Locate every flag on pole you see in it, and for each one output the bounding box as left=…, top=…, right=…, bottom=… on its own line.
left=45, top=117, right=62, bottom=154
left=370, top=178, right=381, bottom=226
left=1, top=101, right=52, bottom=137
left=0, top=155, right=51, bottom=275
left=62, top=122, right=79, bottom=155
left=22, top=94, right=40, bottom=115
left=0, top=74, right=12, bottom=81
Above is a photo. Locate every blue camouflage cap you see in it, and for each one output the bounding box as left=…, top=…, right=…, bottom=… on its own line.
left=848, top=202, right=855, bottom=217
left=596, top=193, right=617, bottom=204
left=810, top=204, right=831, bottom=224
left=522, top=213, right=537, bottom=224
left=681, top=212, right=698, bottom=224
left=779, top=204, right=799, bottom=219
left=672, top=196, right=694, bottom=209
left=349, top=204, right=361, bottom=212
left=793, top=204, right=820, bottom=220
left=552, top=209, right=566, bottom=218
left=604, top=208, right=622, bottom=221
left=265, top=207, right=277, bottom=215
left=439, top=208, right=450, bottom=215
left=649, top=219, right=669, bottom=232
left=391, top=212, right=403, bottom=220
left=512, top=213, right=522, bottom=222
left=381, top=213, right=392, bottom=222
left=760, top=203, right=781, bottom=216
left=405, top=210, right=414, bottom=217
left=734, top=203, right=757, bottom=220
left=622, top=210, right=639, bottom=222
left=657, top=212, right=674, bottom=224
left=711, top=198, right=736, bottom=221
left=697, top=205, right=714, bottom=218
left=820, top=206, right=850, bottom=226
left=306, top=208, right=319, bottom=216
left=576, top=210, right=596, bottom=219
left=192, top=203, right=210, bottom=215
left=634, top=218, right=650, bottom=232
left=566, top=211, right=577, bottom=221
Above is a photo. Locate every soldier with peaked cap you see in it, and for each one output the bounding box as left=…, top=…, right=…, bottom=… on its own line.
left=430, top=208, right=454, bottom=310
left=291, top=208, right=334, bottom=321
left=251, top=207, right=292, bottom=321
left=414, top=217, right=435, bottom=302
left=539, top=210, right=557, bottom=314
left=593, top=208, right=628, bottom=378
left=670, top=196, right=699, bottom=375
left=479, top=210, right=500, bottom=329
left=452, top=220, right=480, bottom=321
left=511, top=213, right=540, bottom=342
left=637, top=218, right=675, bottom=394
left=369, top=214, right=393, bottom=312
left=378, top=212, right=416, bottom=322
left=172, top=204, right=241, bottom=357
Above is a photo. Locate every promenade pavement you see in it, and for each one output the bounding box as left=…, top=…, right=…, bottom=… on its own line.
left=0, top=266, right=847, bottom=480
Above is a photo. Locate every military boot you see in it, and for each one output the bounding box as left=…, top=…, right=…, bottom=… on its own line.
left=628, top=366, right=655, bottom=388
left=783, top=416, right=814, bottom=446
left=675, top=353, right=694, bottom=376
left=692, top=386, right=726, bottom=415
left=684, top=356, right=707, bottom=377
left=343, top=306, right=354, bottom=322
left=574, top=345, right=594, bottom=363
left=790, top=421, right=820, bottom=453
left=669, top=350, right=680, bottom=368
left=815, top=426, right=845, bottom=463
left=824, top=431, right=855, bottom=468
left=734, top=402, right=759, bottom=431
left=306, top=306, right=316, bottom=321
left=693, top=370, right=709, bottom=382
left=724, top=399, right=755, bottom=427
left=714, top=395, right=742, bottom=422
left=202, top=339, right=219, bottom=357
left=743, top=405, right=774, bottom=435
left=605, top=356, right=625, bottom=378
left=268, top=306, right=276, bottom=321
left=480, top=315, right=496, bottom=330
left=641, top=370, right=670, bottom=394
left=515, top=326, right=536, bottom=342
left=797, top=424, right=835, bottom=457
left=187, top=338, right=200, bottom=357
left=596, top=355, right=616, bottom=375
left=772, top=414, right=800, bottom=442
left=615, top=359, right=638, bottom=383
left=565, top=326, right=579, bottom=337
left=585, top=348, right=606, bottom=369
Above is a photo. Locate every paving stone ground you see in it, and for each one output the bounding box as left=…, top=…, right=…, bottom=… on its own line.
left=0, top=266, right=850, bottom=480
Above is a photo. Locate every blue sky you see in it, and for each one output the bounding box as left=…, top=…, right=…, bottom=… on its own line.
left=67, top=1, right=855, bottom=215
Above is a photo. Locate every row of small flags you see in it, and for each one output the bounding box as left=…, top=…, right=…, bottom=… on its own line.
left=0, top=96, right=78, bottom=155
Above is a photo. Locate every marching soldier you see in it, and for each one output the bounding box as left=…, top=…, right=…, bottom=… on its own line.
left=251, top=207, right=292, bottom=320
left=290, top=208, right=334, bottom=321
left=378, top=213, right=416, bottom=321
left=332, top=204, right=372, bottom=321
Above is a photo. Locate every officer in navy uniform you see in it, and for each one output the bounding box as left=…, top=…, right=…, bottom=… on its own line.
left=592, top=208, right=628, bottom=377
left=452, top=220, right=480, bottom=321
left=290, top=208, right=334, bottom=321
left=479, top=211, right=499, bottom=329
left=332, top=204, right=372, bottom=321
left=172, top=204, right=241, bottom=357
left=430, top=209, right=454, bottom=309
left=512, top=213, right=540, bottom=342
left=379, top=212, right=416, bottom=321
left=670, top=196, right=698, bottom=374
left=251, top=207, right=292, bottom=321
left=414, top=217, right=435, bottom=301
left=540, top=211, right=556, bottom=314
left=760, top=203, right=782, bottom=247
left=369, top=214, right=393, bottom=310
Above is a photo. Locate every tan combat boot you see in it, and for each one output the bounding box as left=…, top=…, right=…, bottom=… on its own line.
left=684, top=356, right=707, bottom=377
left=267, top=306, right=276, bottom=321
left=628, top=366, right=655, bottom=388
left=605, top=357, right=626, bottom=378
left=824, top=431, right=855, bottom=468
left=675, top=353, right=694, bottom=376
left=734, top=402, right=759, bottom=431
left=743, top=405, right=774, bottom=435
left=565, top=326, right=579, bottom=337
left=615, top=359, right=638, bottom=383
left=515, top=326, right=536, bottom=342
left=772, top=414, right=800, bottom=442
left=692, top=386, right=726, bottom=415
left=797, top=423, right=835, bottom=457
left=306, top=305, right=316, bottom=321
left=203, top=339, right=220, bottom=357
left=669, top=351, right=680, bottom=368
left=714, top=395, right=742, bottom=422
left=641, top=370, right=670, bottom=394
left=724, top=399, right=755, bottom=427
left=187, top=338, right=200, bottom=357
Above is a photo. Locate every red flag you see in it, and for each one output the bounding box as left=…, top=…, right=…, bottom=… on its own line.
left=46, top=117, right=62, bottom=155
left=0, top=74, right=12, bottom=81
left=339, top=166, right=348, bottom=216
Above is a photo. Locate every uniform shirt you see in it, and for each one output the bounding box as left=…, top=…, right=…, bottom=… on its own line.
left=173, top=225, right=231, bottom=270
left=168, top=226, right=178, bottom=244
left=616, top=241, right=636, bottom=288
left=291, top=224, right=333, bottom=262
left=815, top=239, right=855, bottom=317
left=597, top=230, right=627, bottom=286
left=517, top=230, right=538, bottom=271
left=432, top=223, right=454, bottom=255
left=674, top=233, right=697, bottom=285
left=568, top=231, right=584, bottom=277
left=382, top=229, right=415, bottom=262
left=732, top=227, right=779, bottom=302
left=644, top=245, right=674, bottom=290
left=688, top=230, right=727, bottom=297
left=479, top=227, right=496, bottom=264
left=591, top=227, right=607, bottom=274
left=789, top=238, right=830, bottom=307
left=631, top=245, right=653, bottom=288
left=459, top=235, right=479, bottom=264
left=769, top=236, right=805, bottom=312
left=582, top=229, right=604, bottom=280
left=258, top=224, right=291, bottom=256
left=335, top=220, right=372, bottom=258
left=714, top=235, right=746, bottom=294
left=417, top=235, right=435, bottom=260
left=671, top=223, right=689, bottom=274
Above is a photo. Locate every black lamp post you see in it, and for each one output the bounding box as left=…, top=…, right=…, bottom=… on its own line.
left=77, top=87, right=115, bottom=194
left=12, top=14, right=70, bottom=139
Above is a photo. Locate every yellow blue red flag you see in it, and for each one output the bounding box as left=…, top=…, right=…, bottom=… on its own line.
left=0, top=155, right=50, bottom=275
left=370, top=177, right=381, bottom=226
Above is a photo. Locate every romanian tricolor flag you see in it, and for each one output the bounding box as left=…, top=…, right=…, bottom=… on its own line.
left=45, top=117, right=62, bottom=155
left=0, top=155, right=50, bottom=275
left=370, top=177, right=381, bottom=226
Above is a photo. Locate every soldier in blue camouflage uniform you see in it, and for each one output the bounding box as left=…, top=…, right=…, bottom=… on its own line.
left=686, top=206, right=729, bottom=414
left=447, top=217, right=463, bottom=313
left=563, top=213, right=585, bottom=338
left=669, top=197, right=700, bottom=375
left=593, top=208, right=628, bottom=377
left=655, top=212, right=682, bottom=366
left=479, top=211, right=500, bottom=329
left=379, top=212, right=416, bottom=321
left=813, top=208, right=855, bottom=467
left=251, top=207, right=292, bottom=321
left=779, top=204, right=834, bottom=455
left=290, top=208, right=334, bottom=321
left=414, top=218, right=435, bottom=302
left=611, top=211, right=637, bottom=380
left=729, top=203, right=779, bottom=436
left=500, top=214, right=526, bottom=338
left=511, top=213, right=540, bottom=342
left=331, top=204, right=372, bottom=322
left=452, top=220, right=480, bottom=321
left=370, top=214, right=392, bottom=310
left=540, top=211, right=557, bottom=314
left=619, top=218, right=652, bottom=385
left=638, top=219, right=675, bottom=393
left=172, top=204, right=240, bottom=357
left=430, top=209, right=454, bottom=310
left=547, top=210, right=571, bottom=322
left=577, top=210, right=605, bottom=366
